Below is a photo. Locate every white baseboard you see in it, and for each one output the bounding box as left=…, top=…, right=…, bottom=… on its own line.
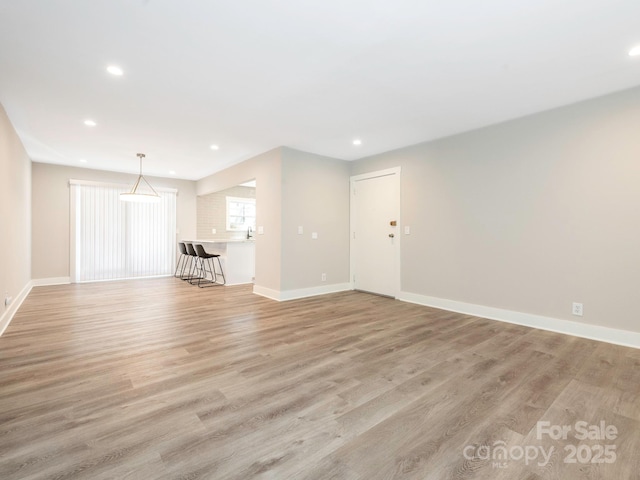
left=0, top=281, right=33, bottom=336
left=280, top=283, right=352, bottom=301
left=252, top=285, right=281, bottom=301
left=399, top=291, right=640, bottom=350
left=76, top=274, right=171, bottom=284
left=253, top=283, right=352, bottom=302
left=224, top=280, right=254, bottom=287
left=31, top=277, right=71, bottom=287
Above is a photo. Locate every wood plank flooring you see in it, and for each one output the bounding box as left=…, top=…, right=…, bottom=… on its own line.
left=0, top=278, right=638, bottom=479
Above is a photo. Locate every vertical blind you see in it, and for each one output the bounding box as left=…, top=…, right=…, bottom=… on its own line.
left=70, top=180, right=177, bottom=282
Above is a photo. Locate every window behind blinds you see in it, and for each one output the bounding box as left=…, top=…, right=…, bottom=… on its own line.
left=70, top=180, right=177, bottom=282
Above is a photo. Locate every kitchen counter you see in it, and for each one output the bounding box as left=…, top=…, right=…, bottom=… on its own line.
left=188, top=238, right=254, bottom=243
left=183, top=239, right=255, bottom=285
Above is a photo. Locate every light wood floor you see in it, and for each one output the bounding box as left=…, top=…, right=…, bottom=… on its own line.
left=1, top=278, right=639, bottom=480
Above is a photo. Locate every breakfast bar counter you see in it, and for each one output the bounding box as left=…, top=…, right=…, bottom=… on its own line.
left=183, top=239, right=255, bottom=285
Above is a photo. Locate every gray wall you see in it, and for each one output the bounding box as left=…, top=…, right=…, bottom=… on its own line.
left=197, top=185, right=256, bottom=240
left=0, top=103, right=31, bottom=325
left=197, top=148, right=283, bottom=291
left=197, top=147, right=351, bottom=294
left=351, top=85, right=640, bottom=333
left=281, top=147, right=350, bottom=290
left=31, top=162, right=197, bottom=280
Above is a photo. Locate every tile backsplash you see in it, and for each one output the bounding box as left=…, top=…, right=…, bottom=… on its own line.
left=196, top=185, right=256, bottom=240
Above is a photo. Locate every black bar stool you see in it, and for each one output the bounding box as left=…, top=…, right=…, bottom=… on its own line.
left=194, top=244, right=226, bottom=287
left=174, top=242, right=190, bottom=279
left=184, top=243, right=203, bottom=284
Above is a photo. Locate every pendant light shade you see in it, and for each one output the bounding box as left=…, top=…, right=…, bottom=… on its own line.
left=120, top=153, right=161, bottom=203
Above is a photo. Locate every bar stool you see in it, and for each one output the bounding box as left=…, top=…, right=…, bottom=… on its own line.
left=184, top=243, right=203, bottom=284
left=174, top=242, right=190, bottom=279
left=194, top=244, right=226, bottom=287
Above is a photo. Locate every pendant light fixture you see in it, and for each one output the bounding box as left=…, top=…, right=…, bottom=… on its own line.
left=120, top=153, right=161, bottom=203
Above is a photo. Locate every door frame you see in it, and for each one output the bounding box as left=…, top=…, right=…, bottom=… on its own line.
left=349, top=167, right=401, bottom=298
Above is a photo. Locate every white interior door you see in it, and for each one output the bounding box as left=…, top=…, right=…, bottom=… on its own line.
left=351, top=168, right=400, bottom=297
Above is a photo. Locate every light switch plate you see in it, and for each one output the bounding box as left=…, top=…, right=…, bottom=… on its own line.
left=258, top=226, right=264, bottom=235
left=312, top=232, right=318, bottom=239
left=298, top=226, right=303, bottom=234
left=211, top=228, right=217, bottom=234
left=404, top=226, right=410, bottom=235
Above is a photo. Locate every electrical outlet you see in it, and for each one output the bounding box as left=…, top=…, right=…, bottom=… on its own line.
left=321, top=273, right=327, bottom=282
left=211, top=228, right=217, bottom=234
left=257, top=226, right=264, bottom=235
left=312, top=232, right=318, bottom=239
left=4, top=296, right=12, bottom=307
left=297, top=226, right=303, bottom=235
left=572, top=302, right=583, bottom=316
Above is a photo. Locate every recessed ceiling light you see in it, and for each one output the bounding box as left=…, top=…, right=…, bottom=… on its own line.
left=210, top=144, right=219, bottom=150
left=169, top=170, right=176, bottom=175
left=629, top=45, right=640, bottom=57
left=79, top=159, right=87, bottom=163
left=84, top=119, right=97, bottom=127
left=106, top=65, right=124, bottom=76
left=353, top=139, right=362, bottom=146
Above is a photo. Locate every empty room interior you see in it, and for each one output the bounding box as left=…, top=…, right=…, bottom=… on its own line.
left=1, top=2, right=640, bottom=479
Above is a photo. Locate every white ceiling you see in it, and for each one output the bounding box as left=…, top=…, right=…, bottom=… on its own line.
left=1, top=0, right=639, bottom=180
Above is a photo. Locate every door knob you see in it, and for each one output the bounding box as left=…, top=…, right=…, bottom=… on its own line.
left=388, top=233, right=395, bottom=238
